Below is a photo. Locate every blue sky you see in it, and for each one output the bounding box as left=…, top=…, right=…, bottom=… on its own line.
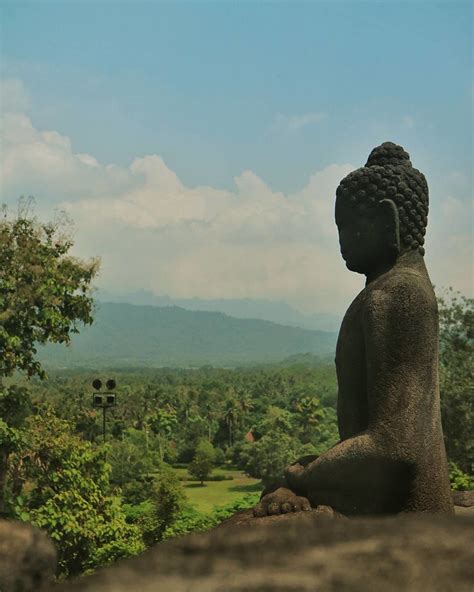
left=1, top=1, right=472, bottom=313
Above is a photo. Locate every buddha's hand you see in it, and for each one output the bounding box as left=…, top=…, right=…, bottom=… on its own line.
left=253, top=487, right=311, bottom=517
left=284, top=454, right=319, bottom=493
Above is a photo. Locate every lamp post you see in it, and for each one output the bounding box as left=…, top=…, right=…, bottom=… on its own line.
left=92, top=378, right=117, bottom=443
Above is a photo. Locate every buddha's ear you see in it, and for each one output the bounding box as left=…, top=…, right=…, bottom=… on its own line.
left=378, top=198, right=400, bottom=257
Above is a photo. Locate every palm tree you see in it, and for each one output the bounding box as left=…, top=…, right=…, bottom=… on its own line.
left=223, top=401, right=237, bottom=448
left=204, top=403, right=216, bottom=442
left=239, top=395, right=254, bottom=415
left=294, top=396, right=324, bottom=440
left=148, top=406, right=177, bottom=462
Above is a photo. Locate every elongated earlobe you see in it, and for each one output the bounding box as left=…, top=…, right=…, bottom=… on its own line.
left=379, top=199, right=400, bottom=258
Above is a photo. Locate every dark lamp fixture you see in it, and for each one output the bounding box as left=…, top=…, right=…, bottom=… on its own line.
left=91, top=378, right=118, bottom=443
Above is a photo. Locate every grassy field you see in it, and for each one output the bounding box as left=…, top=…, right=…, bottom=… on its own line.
left=172, top=466, right=261, bottom=514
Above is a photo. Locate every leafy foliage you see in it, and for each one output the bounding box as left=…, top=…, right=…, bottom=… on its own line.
left=449, top=462, right=473, bottom=491
left=438, top=289, right=473, bottom=474
left=0, top=384, right=32, bottom=514
left=10, top=411, right=144, bottom=577
left=136, top=465, right=187, bottom=545
left=238, top=431, right=302, bottom=486
left=148, top=407, right=178, bottom=462
left=0, top=202, right=99, bottom=517
left=0, top=384, right=31, bottom=453
left=108, top=428, right=158, bottom=487
left=188, top=440, right=216, bottom=485
left=0, top=201, right=98, bottom=379
left=161, top=493, right=260, bottom=540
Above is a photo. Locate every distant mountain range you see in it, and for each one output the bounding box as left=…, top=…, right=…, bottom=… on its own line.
left=97, top=290, right=342, bottom=332
left=38, top=302, right=338, bottom=369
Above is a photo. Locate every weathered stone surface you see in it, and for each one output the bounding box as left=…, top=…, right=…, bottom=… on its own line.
left=225, top=505, right=345, bottom=528
left=0, top=520, right=57, bottom=592
left=453, top=490, right=474, bottom=507
left=52, top=513, right=473, bottom=592
left=453, top=493, right=474, bottom=517
left=455, top=505, right=474, bottom=518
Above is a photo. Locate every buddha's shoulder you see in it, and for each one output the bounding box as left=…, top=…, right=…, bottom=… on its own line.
left=363, top=266, right=436, bottom=313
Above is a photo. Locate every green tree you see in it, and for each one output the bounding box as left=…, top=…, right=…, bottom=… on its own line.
left=438, top=289, right=473, bottom=474
left=108, top=428, right=157, bottom=486
left=11, top=410, right=144, bottom=577
left=0, top=202, right=98, bottom=512
left=148, top=407, right=177, bottom=462
left=0, top=201, right=98, bottom=379
left=204, top=402, right=217, bottom=442
left=223, top=399, right=238, bottom=447
left=257, top=405, right=294, bottom=437
left=188, top=439, right=216, bottom=485
left=0, top=385, right=31, bottom=509
left=108, top=428, right=162, bottom=505
left=309, top=406, right=339, bottom=455
left=293, top=395, right=324, bottom=440
left=239, top=431, right=301, bottom=487
left=138, top=464, right=187, bottom=545
left=178, top=413, right=208, bottom=462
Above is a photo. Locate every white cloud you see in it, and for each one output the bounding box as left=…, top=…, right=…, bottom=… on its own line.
left=60, top=157, right=358, bottom=313
left=1, top=112, right=136, bottom=201
left=425, top=192, right=473, bottom=296
left=272, top=112, right=327, bottom=133
left=1, top=81, right=471, bottom=314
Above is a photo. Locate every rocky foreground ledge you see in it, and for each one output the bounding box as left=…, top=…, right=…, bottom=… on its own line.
left=2, top=507, right=473, bottom=592
left=0, top=520, right=57, bottom=592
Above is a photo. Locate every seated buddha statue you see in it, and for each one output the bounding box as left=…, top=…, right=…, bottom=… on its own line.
left=254, top=142, right=454, bottom=517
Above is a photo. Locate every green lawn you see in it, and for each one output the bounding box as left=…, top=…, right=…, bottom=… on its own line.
left=172, top=466, right=261, bottom=514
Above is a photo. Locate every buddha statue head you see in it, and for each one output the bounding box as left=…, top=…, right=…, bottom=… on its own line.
left=335, top=142, right=429, bottom=276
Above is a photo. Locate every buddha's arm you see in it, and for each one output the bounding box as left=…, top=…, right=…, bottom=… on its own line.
left=286, top=280, right=436, bottom=502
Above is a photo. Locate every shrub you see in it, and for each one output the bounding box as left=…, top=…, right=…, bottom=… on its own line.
left=449, top=462, right=473, bottom=491
left=137, top=464, right=187, bottom=546
left=13, top=411, right=144, bottom=578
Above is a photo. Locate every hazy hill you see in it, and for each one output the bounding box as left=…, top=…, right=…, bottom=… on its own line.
left=38, top=302, right=338, bottom=369
left=97, top=290, right=342, bottom=332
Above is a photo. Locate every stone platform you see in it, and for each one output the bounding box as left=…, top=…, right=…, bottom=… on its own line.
left=1, top=501, right=473, bottom=592
left=53, top=511, right=473, bottom=592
